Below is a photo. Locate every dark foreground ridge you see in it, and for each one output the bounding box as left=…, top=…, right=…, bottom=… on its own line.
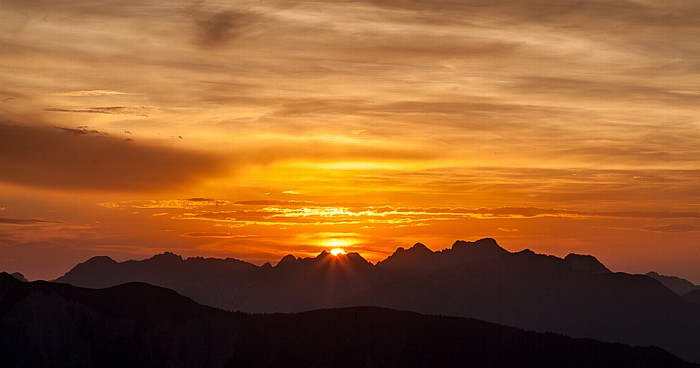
left=54, top=238, right=700, bottom=363
left=0, top=273, right=696, bottom=368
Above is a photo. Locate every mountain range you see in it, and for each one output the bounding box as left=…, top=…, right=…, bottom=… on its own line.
left=1, top=272, right=696, bottom=368
left=646, top=271, right=700, bottom=296
left=54, top=238, right=700, bottom=363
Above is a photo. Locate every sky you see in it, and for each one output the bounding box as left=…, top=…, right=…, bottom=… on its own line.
left=1, top=0, right=699, bottom=282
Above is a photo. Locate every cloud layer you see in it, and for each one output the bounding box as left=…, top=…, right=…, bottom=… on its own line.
left=1, top=0, right=699, bottom=282
left=0, top=124, right=226, bottom=191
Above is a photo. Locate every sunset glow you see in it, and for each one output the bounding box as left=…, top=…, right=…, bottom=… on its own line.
left=1, top=1, right=699, bottom=283
left=330, top=248, right=347, bottom=257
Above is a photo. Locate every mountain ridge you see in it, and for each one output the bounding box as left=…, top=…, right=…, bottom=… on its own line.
left=646, top=271, right=699, bottom=296
left=1, top=273, right=697, bottom=368
left=53, top=238, right=700, bottom=363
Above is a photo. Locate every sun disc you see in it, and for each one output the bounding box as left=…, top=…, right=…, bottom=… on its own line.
left=330, top=248, right=346, bottom=256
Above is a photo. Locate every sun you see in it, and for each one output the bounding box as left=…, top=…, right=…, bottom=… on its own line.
left=330, top=248, right=347, bottom=256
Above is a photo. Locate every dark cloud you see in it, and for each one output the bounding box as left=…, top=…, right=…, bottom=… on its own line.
left=182, top=210, right=284, bottom=222
left=45, top=106, right=154, bottom=115
left=196, top=10, right=254, bottom=48
left=0, top=123, right=227, bottom=192
left=187, top=198, right=217, bottom=202
left=235, top=200, right=315, bottom=206
left=0, top=217, right=55, bottom=225
left=57, top=126, right=102, bottom=135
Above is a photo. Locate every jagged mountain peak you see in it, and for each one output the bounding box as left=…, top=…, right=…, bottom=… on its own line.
left=646, top=271, right=698, bottom=295
left=0, top=271, right=21, bottom=285
left=452, top=237, right=500, bottom=250
left=10, top=272, right=28, bottom=282
left=409, top=242, right=433, bottom=253
left=84, top=255, right=118, bottom=265
left=450, top=238, right=509, bottom=259
left=565, top=253, right=611, bottom=274
left=148, top=252, right=183, bottom=262
left=516, top=248, right=536, bottom=255
left=49, top=238, right=700, bottom=363
left=276, top=254, right=298, bottom=267
left=0, top=272, right=22, bottom=299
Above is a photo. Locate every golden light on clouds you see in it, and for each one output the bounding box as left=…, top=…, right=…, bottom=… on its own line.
left=0, top=0, right=699, bottom=282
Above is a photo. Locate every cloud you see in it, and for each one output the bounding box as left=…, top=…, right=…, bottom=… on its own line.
left=356, top=0, right=700, bottom=31
left=196, top=10, right=255, bottom=48
left=182, top=232, right=256, bottom=239
left=98, top=199, right=230, bottom=209
left=0, top=123, right=227, bottom=192
left=166, top=203, right=700, bottom=229
left=0, top=217, right=56, bottom=225
left=45, top=106, right=156, bottom=115
left=509, top=77, right=700, bottom=107
left=54, top=90, right=130, bottom=97
left=643, top=224, right=700, bottom=233
left=235, top=200, right=314, bottom=206
left=187, top=197, right=217, bottom=202
left=56, top=126, right=102, bottom=135
left=498, top=228, right=519, bottom=232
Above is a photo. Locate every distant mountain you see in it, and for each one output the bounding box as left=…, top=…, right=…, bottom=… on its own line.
left=1, top=273, right=696, bottom=368
left=564, top=254, right=611, bottom=274
left=9, top=272, right=27, bottom=282
left=647, top=271, right=699, bottom=295
left=56, top=238, right=700, bottom=363
left=376, top=238, right=509, bottom=280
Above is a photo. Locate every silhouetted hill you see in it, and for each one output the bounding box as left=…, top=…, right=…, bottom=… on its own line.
left=564, top=254, right=611, bottom=274
left=56, top=238, right=700, bottom=362
left=363, top=248, right=700, bottom=361
left=684, top=290, right=700, bottom=308
left=647, top=272, right=699, bottom=295
left=0, top=273, right=696, bottom=368
left=376, top=238, right=508, bottom=280
left=9, top=272, right=27, bottom=282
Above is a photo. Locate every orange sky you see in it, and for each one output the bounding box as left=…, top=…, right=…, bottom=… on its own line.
left=1, top=0, right=699, bottom=282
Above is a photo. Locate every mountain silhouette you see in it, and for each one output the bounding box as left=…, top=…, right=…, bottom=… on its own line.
left=647, top=271, right=699, bottom=295
left=564, top=254, right=611, bottom=274
left=56, top=238, right=700, bottom=362
left=376, top=238, right=509, bottom=280
left=684, top=290, right=700, bottom=308
left=1, top=273, right=696, bottom=368
left=9, top=272, right=27, bottom=282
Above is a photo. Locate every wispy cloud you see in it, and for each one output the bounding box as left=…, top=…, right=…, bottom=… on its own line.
left=98, top=199, right=230, bottom=209
left=643, top=224, right=700, bottom=233
left=54, top=90, right=130, bottom=97
left=45, top=106, right=156, bottom=115
left=0, top=217, right=57, bottom=225
left=182, top=232, right=258, bottom=239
